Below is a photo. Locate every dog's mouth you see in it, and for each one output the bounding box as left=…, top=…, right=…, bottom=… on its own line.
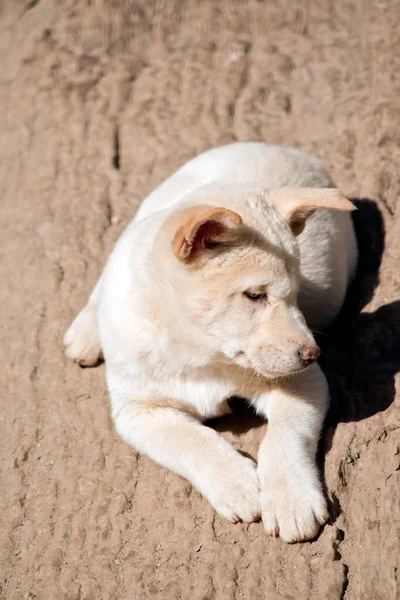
left=256, top=364, right=312, bottom=381
left=232, top=350, right=252, bottom=369
left=233, top=350, right=312, bottom=380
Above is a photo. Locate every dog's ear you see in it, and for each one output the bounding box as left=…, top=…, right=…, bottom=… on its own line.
left=172, top=206, right=242, bottom=262
left=271, top=188, right=356, bottom=236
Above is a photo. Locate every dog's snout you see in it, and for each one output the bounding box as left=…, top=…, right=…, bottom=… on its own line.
left=299, top=344, right=320, bottom=366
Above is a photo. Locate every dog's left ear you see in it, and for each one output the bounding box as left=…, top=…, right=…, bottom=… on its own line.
left=172, top=205, right=243, bottom=262
left=270, top=187, right=356, bottom=236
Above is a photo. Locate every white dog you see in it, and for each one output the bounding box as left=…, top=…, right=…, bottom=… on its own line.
left=64, top=143, right=357, bottom=543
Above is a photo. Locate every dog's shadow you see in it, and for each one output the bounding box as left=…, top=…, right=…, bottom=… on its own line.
left=207, top=395, right=265, bottom=435
left=318, top=199, right=399, bottom=429
left=209, top=199, right=400, bottom=462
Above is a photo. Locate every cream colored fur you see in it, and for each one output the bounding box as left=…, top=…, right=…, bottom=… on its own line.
left=64, top=143, right=357, bottom=543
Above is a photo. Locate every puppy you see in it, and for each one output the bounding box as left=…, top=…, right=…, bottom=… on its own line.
left=64, top=143, right=357, bottom=543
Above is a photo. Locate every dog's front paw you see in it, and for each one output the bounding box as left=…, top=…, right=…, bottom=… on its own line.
left=204, top=457, right=261, bottom=523
left=259, top=472, right=328, bottom=543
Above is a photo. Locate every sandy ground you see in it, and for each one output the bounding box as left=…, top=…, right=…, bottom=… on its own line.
left=1, top=1, right=400, bottom=598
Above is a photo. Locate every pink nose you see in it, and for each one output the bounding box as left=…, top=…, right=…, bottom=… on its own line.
left=299, top=344, right=321, bottom=366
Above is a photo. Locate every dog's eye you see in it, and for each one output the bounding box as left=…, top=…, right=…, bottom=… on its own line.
left=244, top=291, right=266, bottom=301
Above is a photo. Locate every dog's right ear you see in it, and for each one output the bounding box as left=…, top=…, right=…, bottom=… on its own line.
left=270, top=187, right=356, bottom=236
left=172, top=206, right=242, bottom=262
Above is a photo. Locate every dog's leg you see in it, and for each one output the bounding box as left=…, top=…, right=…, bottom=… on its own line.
left=254, top=364, right=329, bottom=543
left=114, top=404, right=261, bottom=523
left=64, top=276, right=103, bottom=366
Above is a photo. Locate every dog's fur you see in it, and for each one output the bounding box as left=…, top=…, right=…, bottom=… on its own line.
left=64, top=143, right=357, bottom=543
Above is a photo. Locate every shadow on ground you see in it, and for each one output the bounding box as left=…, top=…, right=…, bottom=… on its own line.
left=318, top=198, right=400, bottom=425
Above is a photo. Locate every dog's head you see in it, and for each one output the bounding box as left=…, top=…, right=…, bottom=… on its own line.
left=154, top=185, right=355, bottom=379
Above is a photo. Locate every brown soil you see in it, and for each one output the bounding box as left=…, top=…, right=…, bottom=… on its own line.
left=1, top=1, right=399, bottom=599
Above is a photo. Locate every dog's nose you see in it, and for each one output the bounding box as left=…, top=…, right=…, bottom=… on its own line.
left=299, top=344, right=321, bottom=366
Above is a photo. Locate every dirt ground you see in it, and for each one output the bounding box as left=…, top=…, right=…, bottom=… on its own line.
left=1, top=1, right=400, bottom=598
